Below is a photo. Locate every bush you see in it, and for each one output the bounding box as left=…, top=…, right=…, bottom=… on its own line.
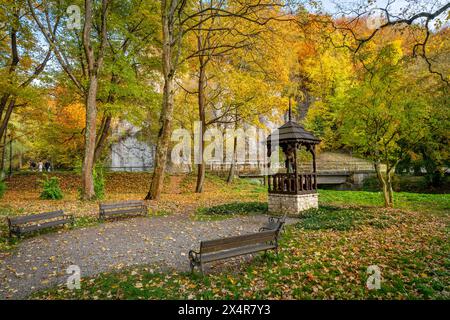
left=198, top=201, right=268, bottom=215
left=40, top=176, right=64, bottom=200
left=93, top=165, right=105, bottom=200
left=0, top=179, right=6, bottom=199
left=362, top=175, right=400, bottom=192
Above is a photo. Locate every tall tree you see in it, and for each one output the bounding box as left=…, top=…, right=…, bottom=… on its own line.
left=0, top=0, right=55, bottom=176
left=145, top=0, right=186, bottom=200
left=81, top=0, right=110, bottom=199
left=328, top=0, right=450, bottom=85
left=29, top=0, right=109, bottom=199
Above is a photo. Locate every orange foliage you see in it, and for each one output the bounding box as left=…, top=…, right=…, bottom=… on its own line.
left=57, top=102, right=86, bottom=130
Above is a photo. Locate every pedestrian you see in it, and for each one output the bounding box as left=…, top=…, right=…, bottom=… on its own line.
left=30, top=161, right=36, bottom=171
left=38, top=161, right=43, bottom=172
left=44, top=160, right=51, bottom=172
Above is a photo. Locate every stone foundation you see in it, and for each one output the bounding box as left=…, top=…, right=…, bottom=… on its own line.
left=268, top=193, right=318, bottom=215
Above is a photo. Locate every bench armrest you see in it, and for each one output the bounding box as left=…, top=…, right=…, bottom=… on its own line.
left=7, top=217, right=18, bottom=238
left=269, top=213, right=287, bottom=223
left=188, top=250, right=200, bottom=263
left=259, top=226, right=273, bottom=232
left=269, top=217, right=280, bottom=225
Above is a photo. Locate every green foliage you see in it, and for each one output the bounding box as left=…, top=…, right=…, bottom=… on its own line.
left=362, top=175, right=399, bottom=192
left=93, top=165, right=105, bottom=200
left=0, top=180, right=6, bottom=199
left=40, top=176, right=64, bottom=200
left=305, top=41, right=448, bottom=207
left=198, top=202, right=268, bottom=216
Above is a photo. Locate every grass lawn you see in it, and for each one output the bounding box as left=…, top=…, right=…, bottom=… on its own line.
left=29, top=179, right=449, bottom=300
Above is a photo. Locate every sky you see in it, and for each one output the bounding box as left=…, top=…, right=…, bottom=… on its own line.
left=308, top=0, right=449, bottom=30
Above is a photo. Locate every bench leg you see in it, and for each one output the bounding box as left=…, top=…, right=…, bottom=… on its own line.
left=190, top=260, right=204, bottom=275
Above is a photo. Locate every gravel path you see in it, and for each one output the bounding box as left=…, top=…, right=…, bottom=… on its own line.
left=0, top=214, right=295, bottom=299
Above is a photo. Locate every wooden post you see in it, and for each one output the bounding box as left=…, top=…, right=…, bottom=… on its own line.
left=294, top=143, right=298, bottom=194
left=311, top=145, right=317, bottom=190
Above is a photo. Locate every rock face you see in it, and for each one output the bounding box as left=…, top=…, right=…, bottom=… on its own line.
left=110, top=121, right=155, bottom=172
left=268, top=193, right=318, bottom=215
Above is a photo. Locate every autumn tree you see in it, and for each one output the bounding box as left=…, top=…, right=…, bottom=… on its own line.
left=28, top=0, right=160, bottom=199
left=332, top=42, right=437, bottom=207
left=157, top=0, right=302, bottom=194
left=28, top=0, right=110, bottom=200
left=0, top=0, right=55, bottom=176
left=327, top=0, right=450, bottom=84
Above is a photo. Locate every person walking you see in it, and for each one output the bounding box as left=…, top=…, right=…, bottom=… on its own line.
left=38, top=161, right=43, bottom=172
left=44, top=160, right=51, bottom=172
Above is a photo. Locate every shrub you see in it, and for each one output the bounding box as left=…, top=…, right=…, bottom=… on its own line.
left=198, top=201, right=268, bottom=215
left=40, top=176, right=64, bottom=200
left=0, top=179, right=6, bottom=199
left=93, top=165, right=105, bottom=200
left=362, top=175, right=400, bottom=192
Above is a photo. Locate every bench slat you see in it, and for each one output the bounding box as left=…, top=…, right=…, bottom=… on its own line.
left=100, top=201, right=145, bottom=210
left=200, top=231, right=277, bottom=253
left=202, top=243, right=276, bottom=263
left=101, top=208, right=146, bottom=216
left=16, top=218, right=71, bottom=234
left=8, top=210, right=65, bottom=225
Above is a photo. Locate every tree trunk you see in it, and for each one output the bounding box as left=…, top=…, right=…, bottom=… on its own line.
left=375, top=161, right=390, bottom=208
left=145, top=4, right=175, bottom=200
left=0, top=129, right=6, bottom=180
left=196, top=161, right=206, bottom=192
left=145, top=77, right=174, bottom=200
left=387, top=165, right=397, bottom=207
left=94, top=115, right=112, bottom=163
left=227, top=136, right=237, bottom=184
left=195, top=61, right=206, bottom=193
left=387, top=172, right=394, bottom=206
left=81, top=77, right=98, bottom=200
left=0, top=98, right=16, bottom=140
left=79, top=0, right=109, bottom=200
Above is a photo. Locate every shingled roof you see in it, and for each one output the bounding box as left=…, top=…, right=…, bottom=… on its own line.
left=267, top=121, right=321, bottom=146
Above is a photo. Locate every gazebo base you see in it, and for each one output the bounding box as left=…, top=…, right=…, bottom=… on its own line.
left=268, top=193, right=318, bottom=215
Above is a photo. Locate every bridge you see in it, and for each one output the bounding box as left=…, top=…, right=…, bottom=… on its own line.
left=206, top=157, right=379, bottom=190
left=235, top=171, right=374, bottom=189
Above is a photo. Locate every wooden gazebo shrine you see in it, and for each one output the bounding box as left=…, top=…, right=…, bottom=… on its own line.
left=266, top=103, right=321, bottom=214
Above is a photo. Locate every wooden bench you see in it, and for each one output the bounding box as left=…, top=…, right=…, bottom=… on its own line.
left=98, top=201, right=148, bottom=220
left=7, top=210, right=74, bottom=238
left=259, top=213, right=287, bottom=233
left=188, top=228, right=282, bottom=273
